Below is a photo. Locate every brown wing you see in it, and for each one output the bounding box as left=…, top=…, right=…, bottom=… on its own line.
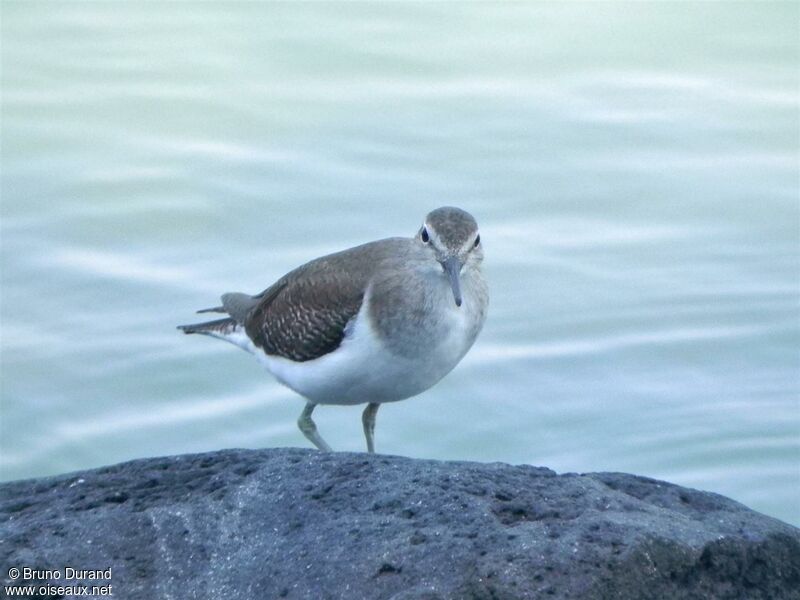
left=243, top=239, right=403, bottom=362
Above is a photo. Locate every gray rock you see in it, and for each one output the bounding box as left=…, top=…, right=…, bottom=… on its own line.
left=1, top=448, right=798, bottom=599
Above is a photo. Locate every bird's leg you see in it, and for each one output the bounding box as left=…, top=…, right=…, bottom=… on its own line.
left=362, top=402, right=380, bottom=454
left=297, top=402, right=332, bottom=452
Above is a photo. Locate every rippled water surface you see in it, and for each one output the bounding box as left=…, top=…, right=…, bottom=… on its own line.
left=2, top=2, right=798, bottom=525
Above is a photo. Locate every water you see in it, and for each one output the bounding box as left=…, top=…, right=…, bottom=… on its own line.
left=2, top=2, right=798, bottom=526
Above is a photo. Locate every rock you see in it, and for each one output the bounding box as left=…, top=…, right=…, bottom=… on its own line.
left=1, top=448, right=798, bottom=599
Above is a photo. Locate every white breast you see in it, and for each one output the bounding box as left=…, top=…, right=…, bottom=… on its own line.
left=249, top=289, right=481, bottom=406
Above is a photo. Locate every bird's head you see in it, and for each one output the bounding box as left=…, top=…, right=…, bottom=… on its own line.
left=415, top=206, right=483, bottom=307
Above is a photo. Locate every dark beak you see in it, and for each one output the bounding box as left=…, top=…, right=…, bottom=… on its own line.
left=441, top=256, right=463, bottom=307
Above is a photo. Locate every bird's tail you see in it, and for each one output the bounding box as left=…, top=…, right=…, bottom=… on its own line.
left=177, top=316, right=253, bottom=352
left=178, top=292, right=259, bottom=350
left=177, top=317, right=239, bottom=337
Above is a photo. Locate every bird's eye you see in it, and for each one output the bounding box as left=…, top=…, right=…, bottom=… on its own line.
left=421, top=228, right=430, bottom=243
left=473, top=235, right=481, bottom=248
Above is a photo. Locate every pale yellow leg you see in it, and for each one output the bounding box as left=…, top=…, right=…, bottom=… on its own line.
left=297, top=402, right=332, bottom=452
left=362, top=402, right=380, bottom=454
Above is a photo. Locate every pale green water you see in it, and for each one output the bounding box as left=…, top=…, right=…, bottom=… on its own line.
left=1, top=2, right=798, bottom=526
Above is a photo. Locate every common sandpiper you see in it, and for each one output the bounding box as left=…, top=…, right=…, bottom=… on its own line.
left=178, top=206, right=488, bottom=453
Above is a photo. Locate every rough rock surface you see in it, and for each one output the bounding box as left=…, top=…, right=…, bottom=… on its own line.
left=1, top=448, right=798, bottom=599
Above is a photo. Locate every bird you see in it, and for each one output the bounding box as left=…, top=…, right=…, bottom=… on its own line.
left=178, top=206, right=488, bottom=453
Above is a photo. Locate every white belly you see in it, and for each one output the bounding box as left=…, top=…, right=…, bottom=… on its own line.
left=247, top=299, right=476, bottom=406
